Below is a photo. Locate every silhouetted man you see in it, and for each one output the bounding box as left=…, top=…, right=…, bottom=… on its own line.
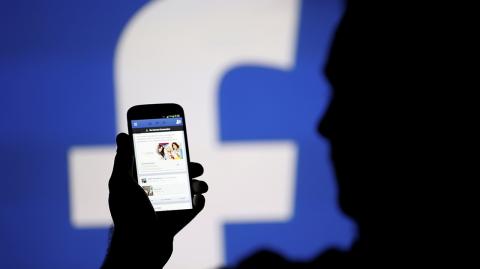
left=225, top=1, right=436, bottom=267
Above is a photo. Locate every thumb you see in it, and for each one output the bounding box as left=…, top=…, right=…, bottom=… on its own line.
left=109, top=133, right=134, bottom=190
left=108, top=133, right=155, bottom=226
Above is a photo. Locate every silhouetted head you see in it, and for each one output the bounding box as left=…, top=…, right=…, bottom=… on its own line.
left=319, top=1, right=389, bottom=229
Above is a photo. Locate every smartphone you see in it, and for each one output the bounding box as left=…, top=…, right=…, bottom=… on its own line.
left=127, top=103, right=193, bottom=212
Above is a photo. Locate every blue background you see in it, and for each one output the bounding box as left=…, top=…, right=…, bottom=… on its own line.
left=0, top=0, right=355, bottom=268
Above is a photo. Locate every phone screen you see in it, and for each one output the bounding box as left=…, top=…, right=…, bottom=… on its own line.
left=131, top=115, right=193, bottom=211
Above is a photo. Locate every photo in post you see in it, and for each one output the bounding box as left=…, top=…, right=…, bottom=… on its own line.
left=157, top=142, right=184, bottom=160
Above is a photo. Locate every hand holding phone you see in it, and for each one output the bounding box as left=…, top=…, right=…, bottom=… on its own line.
left=102, top=104, right=208, bottom=269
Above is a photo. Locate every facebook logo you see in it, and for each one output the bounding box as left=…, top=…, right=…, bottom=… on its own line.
left=0, top=0, right=355, bottom=268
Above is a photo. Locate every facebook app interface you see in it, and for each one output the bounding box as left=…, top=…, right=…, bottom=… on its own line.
left=131, top=117, right=192, bottom=211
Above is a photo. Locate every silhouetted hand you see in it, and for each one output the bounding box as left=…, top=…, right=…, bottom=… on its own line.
left=102, top=133, right=208, bottom=268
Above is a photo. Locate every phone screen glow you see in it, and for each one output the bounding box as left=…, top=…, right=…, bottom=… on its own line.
left=131, top=117, right=192, bottom=211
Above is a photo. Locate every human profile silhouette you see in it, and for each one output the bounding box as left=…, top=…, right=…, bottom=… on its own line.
left=223, top=0, right=408, bottom=267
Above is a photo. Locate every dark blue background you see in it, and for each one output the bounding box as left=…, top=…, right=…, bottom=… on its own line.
left=0, top=0, right=354, bottom=268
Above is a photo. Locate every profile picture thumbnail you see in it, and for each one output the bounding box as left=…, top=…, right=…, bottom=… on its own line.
left=157, top=142, right=183, bottom=160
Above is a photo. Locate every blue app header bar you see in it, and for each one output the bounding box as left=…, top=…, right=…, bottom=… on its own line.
left=132, top=117, right=183, bottom=128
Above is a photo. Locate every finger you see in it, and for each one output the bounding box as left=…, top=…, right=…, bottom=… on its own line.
left=109, top=133, right=135, bottom=192
left=192, top=194, right=205, bottom=212
left=189, top=162, right=204, bottom=178
left=112, top=133, right=133, bottom=178
left=192, top=179, right=208, bottom=194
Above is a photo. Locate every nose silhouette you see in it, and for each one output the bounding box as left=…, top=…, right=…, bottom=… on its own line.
left=318, top=96, right=334, bottom=140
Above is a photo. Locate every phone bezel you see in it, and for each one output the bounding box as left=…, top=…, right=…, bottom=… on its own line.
left=127, top=103, right=194, bottom=212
